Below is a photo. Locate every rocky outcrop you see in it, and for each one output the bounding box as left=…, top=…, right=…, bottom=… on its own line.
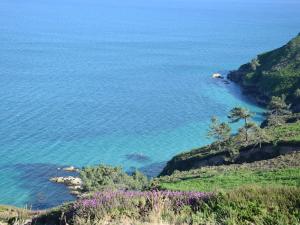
left=160, top=142, right=300, bottom=176
left=50, top=176, right=83, bottom=197
left=50, top=176, right=82, bottom=186
left=50, top=166, right=83, bottom=197
left=227, top=33, right=300, bottom=111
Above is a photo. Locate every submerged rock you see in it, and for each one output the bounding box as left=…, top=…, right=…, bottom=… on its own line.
left=125, top=152, right=151, bottom=163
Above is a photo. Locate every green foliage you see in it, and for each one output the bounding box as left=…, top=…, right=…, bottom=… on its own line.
left=228, top=107, right=253, bottom=124
left=268, top=95, right=291, bottom=116
left=209, top=186, right=300, bottom=225
left=158, top=167, right=300, bottom=192
left=228, top=107, right=254, bottom=142
left=161, top=108, right=300, bottom=176
left=229, top=33, right=300, bottom=107
left=80, top=165, right=149, bottom=192
left=207, top=116, right=231, bottom=151
left=266, top=95, right=292, bottom=127
left=249, top=123, right=270, bottom=148
left=158, top=150, right=300, bottom=191
left=267, top=121, right=300, bottom=143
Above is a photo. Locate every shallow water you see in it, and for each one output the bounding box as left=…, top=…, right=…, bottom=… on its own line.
left=0, top=0, right=299, bottom=209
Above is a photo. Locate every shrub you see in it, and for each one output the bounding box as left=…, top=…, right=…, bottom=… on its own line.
left=80, top=165, right=149, bottom=192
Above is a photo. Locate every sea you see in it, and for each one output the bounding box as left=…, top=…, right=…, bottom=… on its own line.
left=0, top=0, right=299, bottom=209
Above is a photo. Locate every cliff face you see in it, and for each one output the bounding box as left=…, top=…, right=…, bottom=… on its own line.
left=160, top=142, right=300, bottom=176
left=228, top=33, right=300, bottom=111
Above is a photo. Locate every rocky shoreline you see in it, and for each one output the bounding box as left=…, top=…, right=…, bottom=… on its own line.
left=227, top=70, right=270, bottom=106
left=227, top=33, right=300, bottom=113
left=49, top=166, right=83, bottom=197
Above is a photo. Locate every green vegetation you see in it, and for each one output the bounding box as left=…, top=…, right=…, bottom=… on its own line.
left=158, top=167, right=300, bottom=192
left=228, top=107, right=254, bottom=142
left=268, top=120, right=300, bottom=143
left=266, top=94, right=292, bottom=126
left=207, top=116, right=231, bottom=151
left=0, top=205, right=34, bottom=225
left=31, top=186, right=300, bottom=225
left=161, top=105, right=300, bottom=175
left=80, top=164, right=149, bottom=192
left=156, top=152, right=300, bottom=192
left=161, top=102, right=300, bottom=176
left=228, top=33, right=300, bottom=110
left=207, top=186, right=300, bottom=225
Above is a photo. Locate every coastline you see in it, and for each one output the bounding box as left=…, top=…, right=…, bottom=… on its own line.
left=0, top=73, right=266, bottom=210
left=227, top=71, right=270, bottom=106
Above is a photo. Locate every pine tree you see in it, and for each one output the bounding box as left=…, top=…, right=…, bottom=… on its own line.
left=207, top=116, right=231, bottom=151
left=267, top=95, right=291, bottom=127
left=268, top=95, right=291, bottom=116
left=250, top=123, right=270, bottom=148
left=228, top=107, right=254, bottom=142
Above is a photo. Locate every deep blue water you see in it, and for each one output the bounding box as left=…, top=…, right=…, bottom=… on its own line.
left=0, top=0, right=299, bottom=209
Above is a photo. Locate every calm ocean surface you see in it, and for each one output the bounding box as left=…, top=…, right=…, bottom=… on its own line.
left=0, top=0, right=299, bottom=209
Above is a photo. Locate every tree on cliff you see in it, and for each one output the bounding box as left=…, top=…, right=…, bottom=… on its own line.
left=267, top=95, right=292, bottom=127
left=250, top=124, right=270, bottom=148
left=207, top=116, right=231, bottom=151
left=228, top=107, right=254, bottom=142
left=268, top=95, right=291, bottom=116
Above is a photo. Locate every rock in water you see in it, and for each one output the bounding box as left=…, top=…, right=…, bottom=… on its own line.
left=212, top=73, right=223, bottom=79
left=50, top=176, right=82, bottom=186
left=62, top=166, right=79, bottom=172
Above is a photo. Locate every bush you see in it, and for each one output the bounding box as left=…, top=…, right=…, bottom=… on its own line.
left=80, top=164, right=149, bottom=192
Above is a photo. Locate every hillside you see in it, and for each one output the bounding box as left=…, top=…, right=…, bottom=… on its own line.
left=228, top=33, right=300, bottom=111
left=156, top=151, right=300, bottom=192
left=2, top=152, right=299, bottom=225
left=160, top=121, right=300, bottom=176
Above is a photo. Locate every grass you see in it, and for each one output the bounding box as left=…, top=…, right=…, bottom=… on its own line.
left=156, top=152, right=300, bottom=192
left=269, top=121, right=300, bottom=143
left=0, top=205, right=35, bottom=225
left=158, top=168, right=300, bottom=192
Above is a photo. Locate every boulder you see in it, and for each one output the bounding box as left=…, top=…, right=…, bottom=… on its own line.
left=68, top=185, right=82, bottom=191
left=49, top=177, right=65, bottom=183
left=50, top=176, right=82, bottom=186
left=212, top=73, right=223, bottom=79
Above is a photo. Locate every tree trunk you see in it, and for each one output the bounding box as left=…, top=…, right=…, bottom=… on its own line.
left=244, top=118, right=248, bottom=142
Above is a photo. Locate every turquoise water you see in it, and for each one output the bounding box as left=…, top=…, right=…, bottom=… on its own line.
left=0, top=0, right=299, bottom=209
